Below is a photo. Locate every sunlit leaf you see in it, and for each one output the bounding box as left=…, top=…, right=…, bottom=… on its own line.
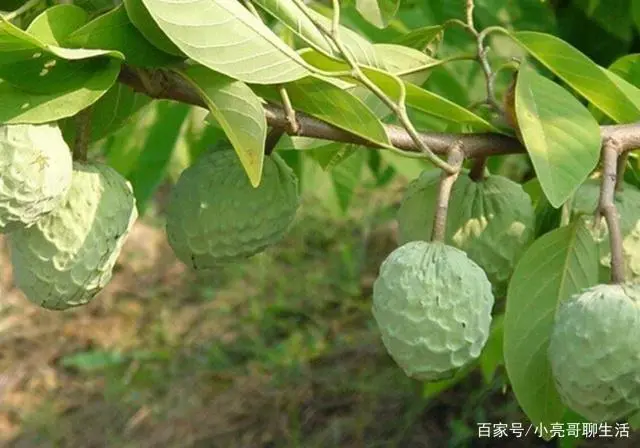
left=515, top=63, right=601, bottom=207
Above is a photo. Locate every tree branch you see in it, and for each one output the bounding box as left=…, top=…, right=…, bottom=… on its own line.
left=598, top=139, right=625, bottom=284
left=116, top=65, right=640, bottom=158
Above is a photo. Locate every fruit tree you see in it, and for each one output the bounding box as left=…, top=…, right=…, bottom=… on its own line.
left=2, top=0, right=640, bottom=442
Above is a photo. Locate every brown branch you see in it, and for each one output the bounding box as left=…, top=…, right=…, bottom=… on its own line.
left=598, top=139, right=625, bottom=284
left=116, top=65, right=640, bottom=158
left=431, top=144, right=465, bottom=242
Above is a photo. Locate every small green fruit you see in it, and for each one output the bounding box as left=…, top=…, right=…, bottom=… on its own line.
left=9, top=163, right=138, bottom=310
left=572, top=180, right=640, bottom=281
left=548, top=283, right=640, bottom=422
left=397, top=171, right=534, bottom=291
left=372, top=241, right=495, bottom=381
left=0, top=123, right=72, bottom=233
left=166, top=148, right=299, bottom=269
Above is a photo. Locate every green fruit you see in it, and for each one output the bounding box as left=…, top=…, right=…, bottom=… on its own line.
left=397, top=170, right=535, bottom=290
left=9, top=163, right=138, bottom=310
left=166, top=148, right=299, bottom=269
left=372, top=241, right=495, bottom=381
left=572, top=179, right=640, bottom=281
left=0, top=123, right=72, bottom=233
left=548, top=283, right=640, bottom=422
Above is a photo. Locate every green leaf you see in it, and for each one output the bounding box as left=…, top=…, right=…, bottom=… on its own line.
left=253, top=76, right=391, bottom=148
left=251, top=0, right=333, bottom=55
left=127, top=101, right=190, bottom=213
left=480, top=314, right=505, bottom=385
left=124, top=0, right=183, bottom=56
left=308, top=141, right=356, bottom=170
left=65, top=5, right=182, bottom=67
left=378, top=151, right=429, bottom=180
left=372, top=43, right=435, bottom=85
left=515, top=63, right=601, bottom=207
left=140, top=0, right=308, bottom=84
left=602, top=68, right=640, bottom=112
left=25, top=4, right=88, bottom=45
left=306, top=8, right=386, bottom=70
left=0, top=58, right=121, bottom=125
left=355, top=0, right=400, bottom=29
left=299, top=51, right=497, bottom=131
left=504, top=219, right=599, bottom=434
left=177, top=65, right=267, bottom=187
left=330, top=148, right=366, bottom=212
left=59, top=83, right=151, bottom=144
left=0, top=16, right=122, bottom=94
left=512, top=31, right=640, bottom=123
left=391, top=25, right=442, bottom=51
left=608, top=53, right=640, bottom=88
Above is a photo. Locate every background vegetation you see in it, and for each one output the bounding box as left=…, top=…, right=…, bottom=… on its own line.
left=3, top=0, right=640, bottom=446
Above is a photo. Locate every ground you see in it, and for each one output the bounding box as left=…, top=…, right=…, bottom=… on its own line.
left=0, top=182, right=636, bottom=447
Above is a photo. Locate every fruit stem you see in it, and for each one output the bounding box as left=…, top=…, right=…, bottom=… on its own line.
left=265, top=128, right=285, bottom=155
left=597, top=140, right=625, bottom=284
left=431, top=144, right=465, bottom=242
left=469, top=156, right=487, bottom=182
left=73, top=108, right=92, bottom=162
left=615, top=151, right=629, bottom=191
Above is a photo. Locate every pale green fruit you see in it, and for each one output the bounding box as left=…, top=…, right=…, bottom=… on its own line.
left=572, top=179, right=640, bottom=281
left=548, top=283, right=640, bottom=422
left=9, top=163, right=138, bottom=310
left=372, top=241, right=495, bottom=381
left=0, top=123, right=72, bottom=233
left=397, top=170, right=535, bottom=290
left=166, top=148, right=299, bottom=269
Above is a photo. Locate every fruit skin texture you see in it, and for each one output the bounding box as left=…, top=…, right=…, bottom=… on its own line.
left=9, top=163, right=138, bottom=310
left=548, top=283, right=640, bottom=422
left=397, top=170, right=535, bottom=290
left=0, top=123, right=72, bottom=233
left=572, top=179, right=640, bottom=281
left=372, top=241, right=495, bottom=381
left=166, top=148, right=299, bottom=269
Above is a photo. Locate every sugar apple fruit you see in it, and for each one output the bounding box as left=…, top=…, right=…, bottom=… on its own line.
left=572, top=179, right=640, bottom=281
left=9, top=162, right=138, bottom=310
left=0, top=123, right=72, bottom=233
left=372, top=241, right=495, bottom=381
left=166, top=147, right=299, bottom=269
left=548, top=283, right=640, bottom=422
left=397, top=170, right=535, bottom=289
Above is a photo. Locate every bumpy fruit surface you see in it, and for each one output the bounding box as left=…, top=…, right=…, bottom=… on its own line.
left=548, top=283, right=640, bottom=422
left=397, top=170, right=534, bottom=288
left=9, top=163, right=138, bottom=310
left=0, top=123, right=72, bottom=233
left=166, top=148, right=299, bottom=269
left=572, top=179, right=640, bottom=281
left=372, top=241, right=495, bottom=381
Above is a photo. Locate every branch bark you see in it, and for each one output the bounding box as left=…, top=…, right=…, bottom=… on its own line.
left=117, top=65, right=640, bottom=158
left=598, top=139, right=625, bottom=284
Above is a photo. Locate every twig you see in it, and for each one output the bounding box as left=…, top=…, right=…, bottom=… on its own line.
left=465, top=0, right=476, bottom=30
left=116, top=65, right=640, bottom=158
left=265, top=128, right=285, bottom=155
left=73, top=108, right=92, bottom=162
left=278, top=85, right=300, bottom=134
left=597, top=139, right=625, bottom=284
left=1, top=0, right=40, bottom=21
left=291, top=0, right=456, bottom=174
left=616, top=151, right=629, bottom=191
left=431, top=144, right=465, bottom=242
left=469, top=157, right=487, bottom=181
